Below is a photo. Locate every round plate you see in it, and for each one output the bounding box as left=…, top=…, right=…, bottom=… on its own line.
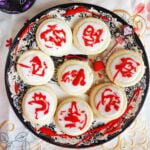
left=5, top=3, right=149, bottom=148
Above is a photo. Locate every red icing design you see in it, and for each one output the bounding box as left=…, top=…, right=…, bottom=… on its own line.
left=14, top=82, right=19, bottom=94
left=38, top=88, right=141, bottom=146
left=63, top=6, right=110, bottom=21
left=76, top=88, right=141, bottom=146
left=40, top=24, right=66, bottom=48
left=19, top=25, right=31, bottom=40
left=18, top=56, right=48, bottom=77
left=63, top=6, right=90, bottom=16
left=82, top=25, right=103, bottom=47
left=61, top=69, right=86, bottom=86
left=113, top=57, right=140, bottom=81
left=38, top=127, right=72, bottom=138
left=93, top=61, right=105, bottom=72
left=59, top=101, right=87, bottom=130
left=96, top=88, right=120, bottom=112
left=28, top=92, right=50, bottom=119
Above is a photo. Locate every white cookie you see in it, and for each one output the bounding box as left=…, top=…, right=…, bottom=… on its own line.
left=36, top=18, right=72, bottom=56
left=57, top=60, right=94, bottom=95
left=106, top=50, right=145, bottom=87
left=17, top=50, right=54, bottom=85
left=90, top=83, right=127, bottom=122
left=73, top=18, right=111, bottom=55
left=55, top=97, right=93, bottom=136
left=22, top=86, right=57, bottom=126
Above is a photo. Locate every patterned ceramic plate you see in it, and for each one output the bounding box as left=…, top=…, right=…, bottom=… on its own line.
left=5, top=3, right=149, bottom=148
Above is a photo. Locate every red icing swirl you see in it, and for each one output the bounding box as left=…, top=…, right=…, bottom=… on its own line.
left=40, top=24, right=66, bottom=48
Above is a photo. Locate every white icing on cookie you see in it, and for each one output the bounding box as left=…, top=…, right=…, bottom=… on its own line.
left=95, top=86, right=124, bottom=118
left=22, top=86, right=57, bottom=125
left=17, top=50, right=54, bottom=85
left=36, top=19, right=72, bottom=56
left=110, top=54, right=142, bottom=84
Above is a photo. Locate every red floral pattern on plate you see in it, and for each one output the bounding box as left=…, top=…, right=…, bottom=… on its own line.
left=5, top=38, right=13, bottom=48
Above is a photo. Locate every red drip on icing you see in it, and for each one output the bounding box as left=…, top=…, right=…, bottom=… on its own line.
left=18, top=56, right=48, bottom=77
left=63, top=6, right=110, bottom=21
left=40, top=24, right=66, bottom=48
left=96, top=88, right=121, bottom=112
left=82, top=25, right=103, bottom=47
left=60, top=101, right=87, bottom=130
left=61, top=69, right=86, bottom=86
left=18, top=63, right=31, bottom=68
left=93, top=61, right=105, bottom=72
left=72, top=69, right=86, bottom=86
left=113, top=57, right=140, bottom=82
left=28, top=92, right=50, bottom=119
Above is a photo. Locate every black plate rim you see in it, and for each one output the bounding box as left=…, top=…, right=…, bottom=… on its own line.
left=5, top=3, right=150, bottom=149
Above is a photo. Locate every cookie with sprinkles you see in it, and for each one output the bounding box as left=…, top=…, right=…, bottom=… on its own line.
left=73, top=18, right=111, bottom=55
left=36, top=18, right=72, bottom=56
left=17, top=50, right=54, bottom=85
left=90, top=83, right=127, bottom=122
left=55, top=97, right=93, bottom=136
left=22, top=86, right=57, bottom=126
left=106, top=50, right=145, bottom=87
left=57, top=60, right=94, bottom=95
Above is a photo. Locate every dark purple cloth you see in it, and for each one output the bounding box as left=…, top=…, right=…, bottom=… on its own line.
left=0, top=0, right=35, bottom=14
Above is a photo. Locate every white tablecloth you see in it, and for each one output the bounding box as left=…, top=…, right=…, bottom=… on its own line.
left=0, top=0, right=150, bottom=149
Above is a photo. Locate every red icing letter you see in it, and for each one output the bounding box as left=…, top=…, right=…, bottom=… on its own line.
left=96, top=88, right=120, bottom=112
left=60, top=101, right=87, bottom=130
left=40, top=24, right=66, bottom=48
left=82, top=25, right=103, bottom=47
left=113, top=57, right=140, bottom=81
left=28, top=93, right=50, bottom=119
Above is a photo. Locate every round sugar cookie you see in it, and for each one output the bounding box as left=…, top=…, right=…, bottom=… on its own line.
left=90, top=83, right=127, bottom=122
left=17, top=50, right=54, bottom=85
left=106, top=50, right=145, bottom=87
left=73, top=18, right=111, bottom=55
left=57, top=60, right=94, bottom=95
left=36, top=18, right=72, bottom=56
left=22, top=86, right=57, bottom=126
left=55, top=97, right=93, bottom=136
